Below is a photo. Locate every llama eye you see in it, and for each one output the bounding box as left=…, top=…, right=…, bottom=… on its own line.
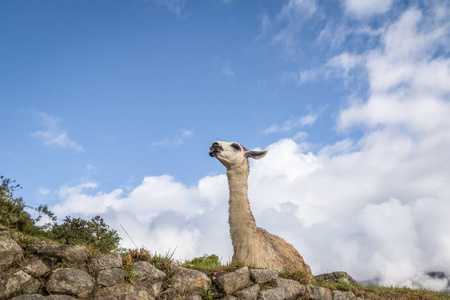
left=231, top=143, right=241, bottom=151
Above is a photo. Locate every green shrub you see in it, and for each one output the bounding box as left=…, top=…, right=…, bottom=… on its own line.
left=0, top=176, right=33, bottom=231
left=0, top=176, right=56, bottom=235
left=50, top=215, right=121, bottom=253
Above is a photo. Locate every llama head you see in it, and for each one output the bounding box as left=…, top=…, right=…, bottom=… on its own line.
left=209, top=141, right=268, bottom=170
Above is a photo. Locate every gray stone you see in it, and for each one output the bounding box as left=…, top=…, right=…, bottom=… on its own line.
left=148, top=282, right=163, bottom=298
left=214, top=266, right=250, bottom=295
left=222, top=297, right=238, bottom=300
left=275, top=278, right=306, bottom=300
left=0, top=237, right=24, bottom=271
left=11, top=296, right=77, bottom=300
left=235, top=284, right=260, bottom=300
left=332, top=290, right=357, bottom=300
left=250, top=269, right=278, bottom=284
left=132, top=261, right=166, bottom=283
left=185, top=296, right=202, bottom=300
left=89, top=254, right=122, bottom=272
left=132, top=261, right=166, bottom=297
left=10, top=295, right=45, bottom=300
left=305, top=284, right=332, bottom=300
left=0, top=270, right=41, bottom=299
left=257, top=287, right=285, bottom=300
left=97, top=268, right=127, bottom=286
left=32, top=245, right=88, bottom=265
left=158, top=288, right=177, bottom=300
left=93, top=282, right=155, bottom=300
left=46, top=268, right=95, bottom=298
left=22, top=259, right=50, bottom=277
left=315, top=272, right=359, bottom=286
left=172, top=266, right=212, bottom=296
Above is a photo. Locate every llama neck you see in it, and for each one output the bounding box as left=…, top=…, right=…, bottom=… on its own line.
left=227, top=164, right=257, bottom=250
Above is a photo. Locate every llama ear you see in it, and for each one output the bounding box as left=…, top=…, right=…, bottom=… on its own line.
left=245, top=150, right=268, bottom=160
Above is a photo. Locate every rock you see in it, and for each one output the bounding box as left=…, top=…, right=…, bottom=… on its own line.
left=22, top=259, right=50, bottom=277
left=332, top=290, right=357, bottom=300
left=10, top=295, right=45, bottom=300
left=315, top=272, right=359, bottom=286
left=88, top=254, right=122, bottom=272
left=132, top=261, right=166, bottom=283
left=275, top=278, right=306, bottom=300
left=97, top=268, right=127, bottom=286
left=158, top=288, right=178, bottom=299
left=172, top=266, right=212, bottom=296
left=305, top=284, right=332, bottom=300
left=0, top=270, right=41, bottom=299
left=93, top=282, right=155, bottom=300
left=235, top=284, right=260, bottom=300
left=222, top=297, right=238, bottom=300
left=32, top=245, right=88, bottom=266
left=257, top=287, right=285, bottom=300
left=45, top=268, right=95, bottom=298
left=184, top=296, right=202, bottom=300
left=214, top=267, right=250, bottom=295
left=0, top=237, right=24, bottom=271
left=249, top=269, right=278, bottom=284
left=10, top=296, right=76, bottom=300
left=132, top=261, right=166, bottom=297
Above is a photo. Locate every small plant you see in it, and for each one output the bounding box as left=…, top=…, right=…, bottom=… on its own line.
left=149, top=250, right=177, bottom=290
left=185, top=254, right=222, bottom=269
left=183, top=254, right=236, bottom=276
left=121, top=251, right=133, bottom=267
left=279, top=269, right=313, bottom=284
left=123, top=265, right=135, bottom=284
left=58, top=259, right=70, bottom=268
left=129, top=248, right=151, bottom=262
left=201, top=289, right=219, bottom=300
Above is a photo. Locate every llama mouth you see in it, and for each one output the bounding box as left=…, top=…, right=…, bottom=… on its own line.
left=209, top=150, right=219, bottom=157
left=209, top=143, right=223, bottom=157
left=209, top=149, right=222, bottom=157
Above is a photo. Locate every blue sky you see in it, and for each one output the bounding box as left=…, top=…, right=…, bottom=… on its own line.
left=2, top=0, right=450, bottom=289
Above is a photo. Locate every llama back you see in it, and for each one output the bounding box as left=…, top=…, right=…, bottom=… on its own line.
left=257, top=227, right=312, bottom=273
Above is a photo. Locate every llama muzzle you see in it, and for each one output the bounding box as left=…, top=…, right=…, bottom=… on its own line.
left=209, top=142, right=223, bottom=157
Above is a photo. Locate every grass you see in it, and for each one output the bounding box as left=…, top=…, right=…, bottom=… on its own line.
left=314, top=280, right=450, bottom=300
left=182, top=254, right=242, bottom=276
left=279, top=269, right=314, bottom=284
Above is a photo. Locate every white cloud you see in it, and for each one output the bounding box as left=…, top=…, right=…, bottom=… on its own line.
left=344, top=0, right=393, bottom=18
left=31, top=113, right=83, bottom=152
left=151, top=129, right=194, bottom=148
left=338, top=7, right=450, bottom=133
left=264, top=113, right=319, bottom=135
left=37, top=187, right=50, bottom=196
left=151, top=0, right=186, bottom=16
left=213, top=58, right=235, bottom=77
left=326, top=52, right=364, bottom=77
left=272, top=0, right=319, bottom=56
left=281, top=52, right=365, bottom=85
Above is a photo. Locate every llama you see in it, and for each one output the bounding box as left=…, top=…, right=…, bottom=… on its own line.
left=209, top=141, right=312, bottom=273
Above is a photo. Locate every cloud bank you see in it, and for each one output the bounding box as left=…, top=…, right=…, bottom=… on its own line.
left=50, top=3, right=450, bottom=291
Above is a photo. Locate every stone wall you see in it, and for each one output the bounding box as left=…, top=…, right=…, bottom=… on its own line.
left=0, top=236, right=362, bottom=300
